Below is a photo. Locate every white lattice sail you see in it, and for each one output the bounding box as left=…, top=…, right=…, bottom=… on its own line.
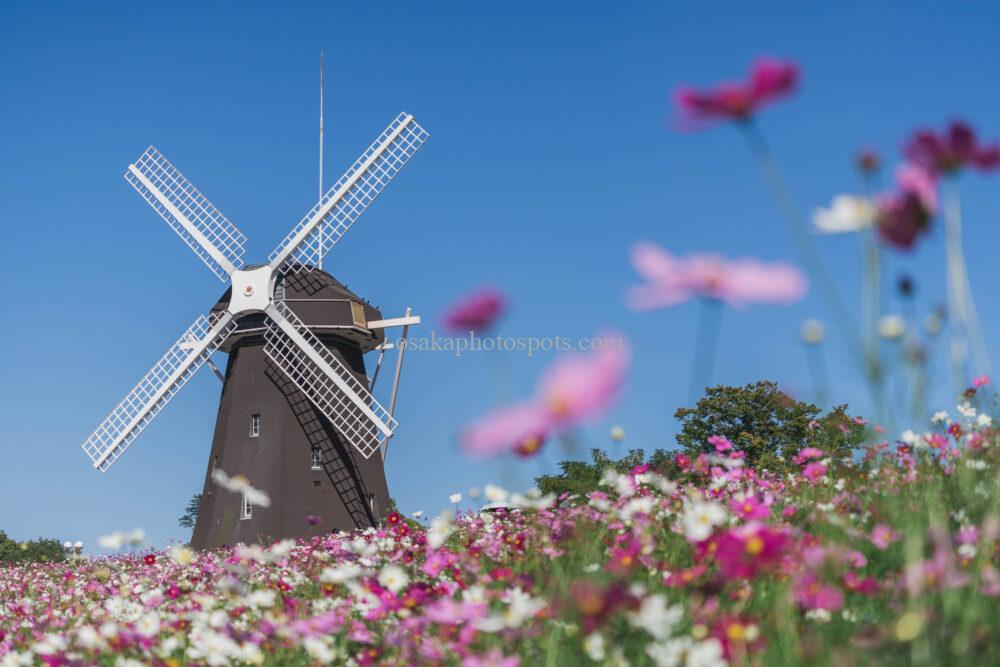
left=268, top=113, right=428, bottom=271
left=126, top=146, right=247, bottom=281
left=263, top=301, right=396, bottom=458
left=82, top=312, right=237, bottom=472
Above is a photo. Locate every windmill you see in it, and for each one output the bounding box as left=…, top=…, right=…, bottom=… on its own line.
left=80, top=112, right=428, bottom=547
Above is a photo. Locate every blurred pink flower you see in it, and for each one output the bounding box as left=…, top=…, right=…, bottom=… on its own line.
left=716, top=523, right=788, bottom=579
left=442, top=288, right=506, bottom=332
left=973, top=374, right=991, bottom=388
left=903, top=120, right=1000, bottom=175
left=793, top=572, right=844, bottom=612
left=801, top=462, right=826, bottom=484
left=537, top=335, right=630, bottom=424
left=674, top=57, right=799, bottom=129
left=871, top=524, right=897, bottom=550
left=628, top=242, right=807, bottom=310
left=876, top=165, right=937, bottom=250
left=460, top=335, right=630, bottom=458
left=709, top=435, right=733, bottom=453
left=459, top=402, right=552, bottom=460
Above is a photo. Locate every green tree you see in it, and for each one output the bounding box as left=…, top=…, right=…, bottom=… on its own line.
left=535, top=448, right=673, bottom=500
left=674, top=381, right=865, bottom=470
left=178, top=493, right=202, bottom=529
left=0, top=530, right=64, bottom=564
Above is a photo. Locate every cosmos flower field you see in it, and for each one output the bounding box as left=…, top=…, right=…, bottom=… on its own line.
left=5, top=53, right=1000, bottom=666
left=4, top=390, right=1000, bottom=665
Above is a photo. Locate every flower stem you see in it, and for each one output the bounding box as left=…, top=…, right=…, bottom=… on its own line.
left=689, top=298, right=722, bottom=403
left=941, top=179, right=991, bottom=392
left=739, top=121, right=887, bottom=423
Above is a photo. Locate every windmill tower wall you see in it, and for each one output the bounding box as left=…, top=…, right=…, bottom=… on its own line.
left=190, top=268, right=391, bottom=549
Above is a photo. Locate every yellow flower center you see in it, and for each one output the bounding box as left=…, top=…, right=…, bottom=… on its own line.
left=745, top=536, right=765, bottom=556
left=726, top=623, right=746, bottom=641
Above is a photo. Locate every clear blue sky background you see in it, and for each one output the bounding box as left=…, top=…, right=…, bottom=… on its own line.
left=2, top=2, right=999, bottom=550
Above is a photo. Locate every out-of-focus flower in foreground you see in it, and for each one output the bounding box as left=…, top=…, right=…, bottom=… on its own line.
left=674, top=56, right=799, bottom=129
left=903, top=120, right=1000, bottom=175
left=461, top=337, right=629, bottom=458
left=442, top=288, right=506, bottom=332
left=627, top=242, right=807, bottom=310
left=212, top=469, right=271, bottom=507
left=813, top=195, right=875, bottom=234
left=800, top=319, right=826, bottom=345
left=878, top=315, right=906, bottom=340
left=876, top=165, right=938, bottom=250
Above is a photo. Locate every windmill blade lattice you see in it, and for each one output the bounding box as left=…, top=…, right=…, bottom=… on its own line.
left=126, top=146, right=248, bottom=281
left=83, top=311, right=238, bottom=472
left=263, top=300, right=396, bottom=459
left=267, top=113, right=428, bottom=272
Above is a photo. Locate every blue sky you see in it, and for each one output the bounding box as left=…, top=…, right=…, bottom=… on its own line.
left=2, top=2, right=999, bottom=549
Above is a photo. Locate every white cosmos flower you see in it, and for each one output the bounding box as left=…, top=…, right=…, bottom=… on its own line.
left=136, top=612, right=160, bottom=638
left=878, top=315, right=906, bottom=340
left=412, top=510, right=424, bottom=518
left=681, top=500, right=727, bottom=542
left=813, top=195, right=875, bottom=234
left=377, top=565, right=409, bottom=593
left=211, top=469, right=271, bottom=507
left=583, top=633, right=607, bottom=661
left=449, top=493, right=462, bottom=503
left=687, top=639, right=727, bottom=667
left=168, top=545, right=196, bottom=564
left=320, top=562, right=365, bottom=584
left=977, top=414, right=993, bottom=427
left=98, top=532, right=125, bottom=550
left=427, top=512, right=454, bottom=549
left=931, top=411, right=950, bottom=424
left=628, top=594, right=683, bottom=641
left=484, top=484, right=508, bottom=504
left=303, top=637, right=337, bottom=664
left=646, top=637, right=691, bottom=667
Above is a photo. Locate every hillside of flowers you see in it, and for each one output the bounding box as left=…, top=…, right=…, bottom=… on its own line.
left=3, top=385, right=1000, bottom=665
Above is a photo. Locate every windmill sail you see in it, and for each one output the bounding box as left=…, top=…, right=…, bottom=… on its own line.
left=126, top=146, right=247, bottom=281
left=82, top=311, right=237, bottom=472
left=263, top=300, right=396, bottom=459
left=268, top=113, right=428, bottom=272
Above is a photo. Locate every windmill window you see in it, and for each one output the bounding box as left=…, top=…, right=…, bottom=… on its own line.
left=310, top=446, right=323, bottom=470
left=240, top=493, right=252, bottom=520
left=350, top=301, right=367, bottom=329
left=250, top=414, right=261, bottom=437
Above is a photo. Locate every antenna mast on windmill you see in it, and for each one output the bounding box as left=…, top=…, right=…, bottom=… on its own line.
left=318, top=52, right=325, bottom=270
left=79, top=102, right=427, bottom=547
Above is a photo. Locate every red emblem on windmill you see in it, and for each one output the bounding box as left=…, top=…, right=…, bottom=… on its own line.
left=243, top=285, right=255, bottom=297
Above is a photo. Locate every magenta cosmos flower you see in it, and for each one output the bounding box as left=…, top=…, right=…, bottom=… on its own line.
left=627, top=242, right=807, bottom=310
left=674, top=57, right=799, bottom=129
left=903, top=121, right=1000, bottom=175
left=442, top=288, right=506, bottom=332
left=876, top=164, right=938, bottom=250
left=460, top=335, right=630, bottom=458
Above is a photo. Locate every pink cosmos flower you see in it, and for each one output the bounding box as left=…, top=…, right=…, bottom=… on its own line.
left=793, top=572, right=844, bottom=612
left=903, top=121, right=1000, bottom=175
left=794, top=447, right=825, bottom=463
left=871, top=524, right=897, bottom=550
left=973, top=374, right=991, bottom=388
left=876, top=165, right=938, bottom=250
left=674, top=57, right=799, bottom=129
left=709, top=435, right=733, bottom=453
left=442, top=288, right=506, bottom=332
left=730, top=495, right=771, bottom=521
left=538, top=336, right=630, bottom=423
left=459, top=402, right=552, bottom=459
left=460, top=335, right=630, bottom=458
left=801, top=462, right=826, bottom=484
left=716, top=524, right=788, bottom=579
left=627, top=243, right=807, bottom=310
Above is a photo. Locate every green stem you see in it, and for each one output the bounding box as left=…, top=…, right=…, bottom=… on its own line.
left=739, top=121, right=886, bottom=422
left=689, top=298, right=723, bottom=403
left=941, top=179, right=991, bottom=390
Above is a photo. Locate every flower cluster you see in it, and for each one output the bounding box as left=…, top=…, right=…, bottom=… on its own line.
left=5, top=389, right=1000, bottom=665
